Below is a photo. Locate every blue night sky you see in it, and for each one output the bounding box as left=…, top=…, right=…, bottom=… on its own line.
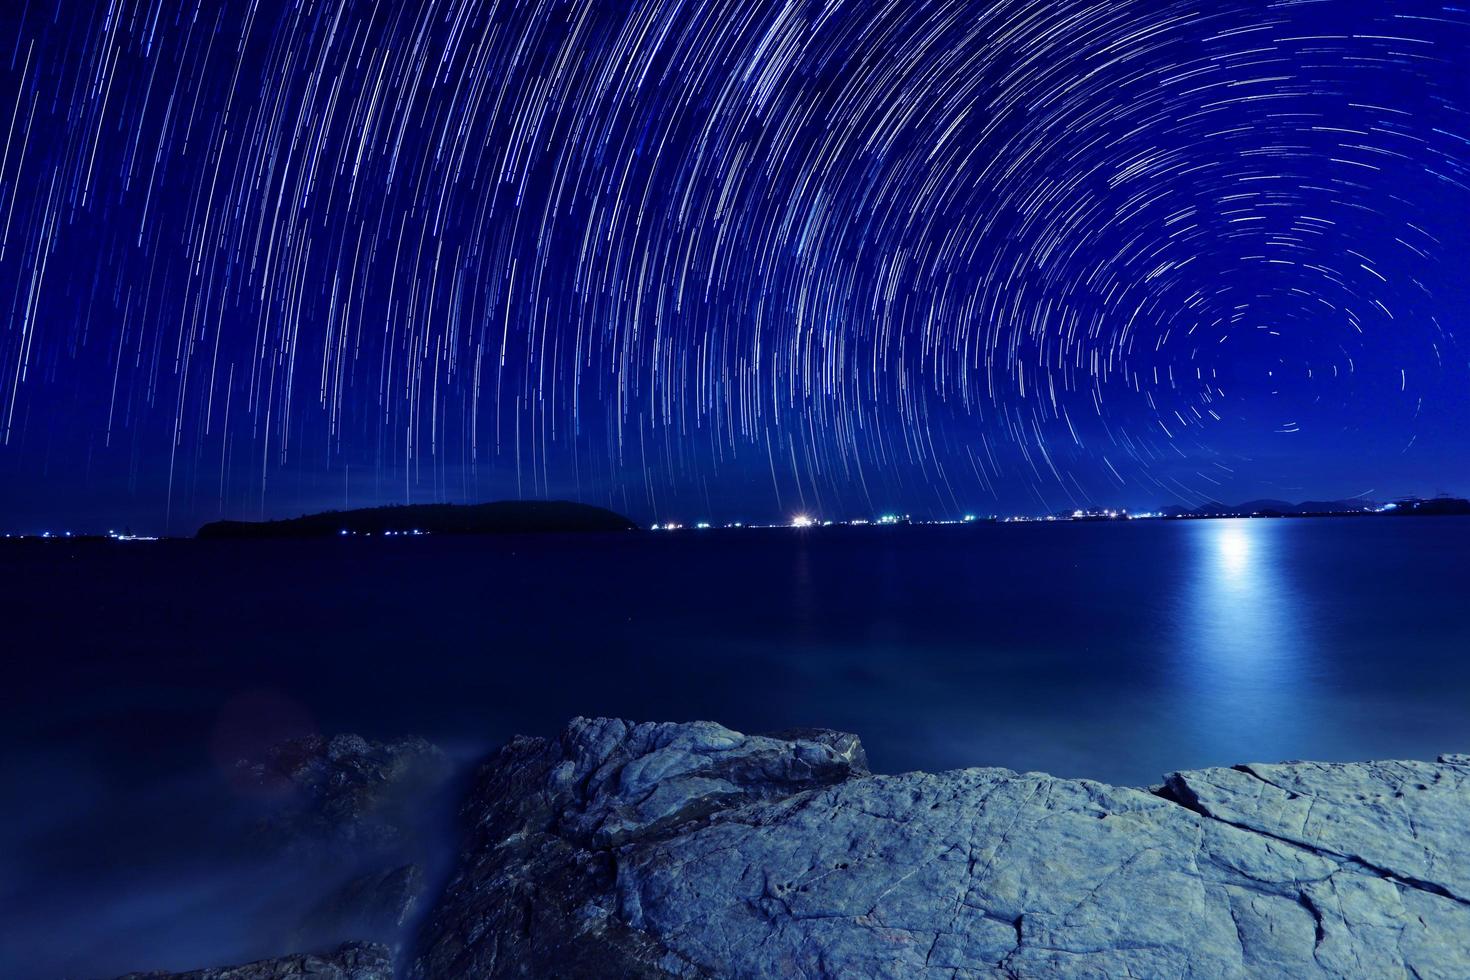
left=1, top=0, right=1468, bottom=532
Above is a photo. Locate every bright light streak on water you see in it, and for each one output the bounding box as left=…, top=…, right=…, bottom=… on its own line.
left=1172, top=519, right=1318, bottom=766
left=1214, top=522, right=1252, bottom=579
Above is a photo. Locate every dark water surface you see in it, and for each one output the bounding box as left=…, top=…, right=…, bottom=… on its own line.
left=5, top=517, right=1470, bottom=976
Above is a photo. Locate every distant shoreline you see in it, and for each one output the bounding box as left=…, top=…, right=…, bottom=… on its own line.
left=4, top=502, right=1470, bottom=543
left=195, top=500, right=639, bottom=540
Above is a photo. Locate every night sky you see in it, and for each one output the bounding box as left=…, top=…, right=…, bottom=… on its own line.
left=1, top=0, right=1468, bottom=532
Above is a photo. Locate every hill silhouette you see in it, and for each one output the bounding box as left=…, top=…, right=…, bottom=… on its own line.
left=197, top=500, right=639, bottom=539
left=1158, top=497, right=1470, bottom=518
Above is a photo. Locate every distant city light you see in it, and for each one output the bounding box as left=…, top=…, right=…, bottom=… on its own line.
left=791, top=515, right=815, bottom=528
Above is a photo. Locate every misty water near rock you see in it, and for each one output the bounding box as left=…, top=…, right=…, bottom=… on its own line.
left=5, top=517, right=1470, bottom=977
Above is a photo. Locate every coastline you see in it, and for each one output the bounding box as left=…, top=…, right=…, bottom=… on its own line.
left=120, top=718, right=1470, bottom=979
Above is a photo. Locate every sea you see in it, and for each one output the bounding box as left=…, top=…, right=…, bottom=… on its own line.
left=5, top=516, right=1469, bottom=976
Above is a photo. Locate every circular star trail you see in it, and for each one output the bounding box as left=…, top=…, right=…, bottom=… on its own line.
left=1, top=0, right=1468, bottom=527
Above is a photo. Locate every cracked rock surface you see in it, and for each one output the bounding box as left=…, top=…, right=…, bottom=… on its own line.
left=414, top=718, right=1470, bottom=979
left=116, top=942, right=392, bottom=980
left=240, top=733, right=451, bottom=857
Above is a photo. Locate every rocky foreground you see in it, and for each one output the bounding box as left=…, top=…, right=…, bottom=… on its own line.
left=126, top=720, right=1470, bottom=979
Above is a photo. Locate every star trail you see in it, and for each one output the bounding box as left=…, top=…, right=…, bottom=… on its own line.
left=1, top=0, right=1468, bottom=530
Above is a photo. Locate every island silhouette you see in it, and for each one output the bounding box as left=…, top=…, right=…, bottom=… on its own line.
left=196, top=500, right=638, bottom=539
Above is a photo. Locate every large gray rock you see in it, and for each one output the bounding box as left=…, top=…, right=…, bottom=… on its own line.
left=413, top=718, right=870, bottom=978
left=414, top=718, right=1470, bottom=979
left=117, top=941, right=391, bottom=980
left=1161, top=755, right=1470, bottom=902
left=240, top=734, right=450, bottom=857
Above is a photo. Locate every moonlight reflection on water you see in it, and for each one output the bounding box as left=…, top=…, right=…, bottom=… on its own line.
left=1172, top=519, right=1319, bottom=766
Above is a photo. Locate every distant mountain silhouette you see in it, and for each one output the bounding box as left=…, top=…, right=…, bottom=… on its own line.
left=1197, top=499, right=1299, bottom=516
left=1389, top=497, right=1470, bottom=516
left=1158, top=497, right=1470, bottom=518
left=197, top=500, right=639, bottom=539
